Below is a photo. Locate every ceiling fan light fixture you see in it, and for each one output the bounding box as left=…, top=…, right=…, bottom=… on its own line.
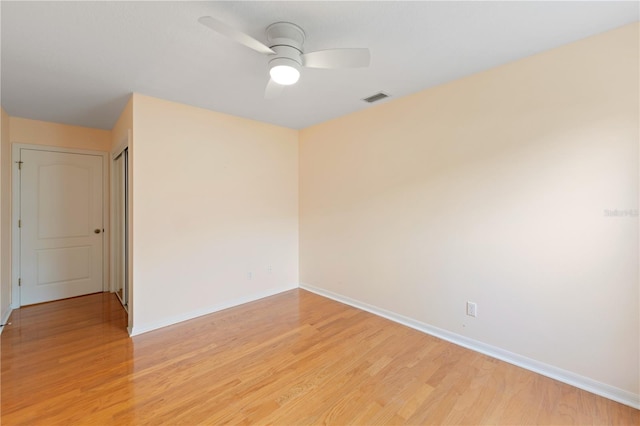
left=269, top=58, right=301, bottom=85
left=198, top=17, right=371, bottom=97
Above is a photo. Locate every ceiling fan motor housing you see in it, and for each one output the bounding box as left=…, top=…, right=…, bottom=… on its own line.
left=266, top=22, right=305, bottom=67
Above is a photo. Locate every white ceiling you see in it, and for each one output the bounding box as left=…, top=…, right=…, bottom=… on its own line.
left=1, top=1, right=638, bottom=130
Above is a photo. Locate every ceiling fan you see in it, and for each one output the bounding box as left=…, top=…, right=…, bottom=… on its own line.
left=198, top=16, right=371, bottom=99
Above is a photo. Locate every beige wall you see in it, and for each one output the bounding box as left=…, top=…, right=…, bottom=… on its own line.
left=112, top=96, right=133, bottom=153
left=0, top=108, right=11, bottom=323
left=130, top=94, right=299, bottom=333
left=300, top=22, right=639, bottom=396
left=10, top=117, right=111, bottom=152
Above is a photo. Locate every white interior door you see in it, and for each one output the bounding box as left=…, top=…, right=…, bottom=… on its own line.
left=20, top=148, right=104, bottom=305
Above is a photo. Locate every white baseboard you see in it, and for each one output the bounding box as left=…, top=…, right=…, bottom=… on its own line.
left=129, top=284, right=297, bottom=337
left=0, top=306, right=13, bottom=335
left=299, top=283, right=640, bottom=410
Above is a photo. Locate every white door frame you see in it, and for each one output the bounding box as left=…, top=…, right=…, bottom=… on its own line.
left=11, top=143, right=109, bottom=308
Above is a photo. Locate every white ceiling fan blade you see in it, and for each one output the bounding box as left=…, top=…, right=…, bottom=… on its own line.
left=264, top=78, right=285, bottom=99
left=302, top=48, right=370, bottom=69
left=198, top=16, right=275, bottom=55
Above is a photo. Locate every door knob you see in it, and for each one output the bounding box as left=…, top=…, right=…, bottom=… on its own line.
left=94, top=229, right=101, bottom=234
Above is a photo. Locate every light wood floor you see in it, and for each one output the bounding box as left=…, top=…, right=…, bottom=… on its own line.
left=1, top=290, right=638, bottom=425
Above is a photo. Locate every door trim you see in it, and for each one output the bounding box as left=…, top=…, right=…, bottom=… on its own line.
left=11, top=143, right=109, bottom=308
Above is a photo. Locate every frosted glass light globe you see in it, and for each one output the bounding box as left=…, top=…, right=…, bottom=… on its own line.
left=269, top=64, right=300, bottom=85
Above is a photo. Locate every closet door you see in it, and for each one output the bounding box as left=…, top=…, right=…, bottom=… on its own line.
left=113, top=148, right=128, bottom=309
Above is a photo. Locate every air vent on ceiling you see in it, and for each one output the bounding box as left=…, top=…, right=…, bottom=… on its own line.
left=362, top=92, right=390, bottom=103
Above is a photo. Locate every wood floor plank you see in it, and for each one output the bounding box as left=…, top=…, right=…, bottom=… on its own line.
left=2, top=290, right=638, bottom=425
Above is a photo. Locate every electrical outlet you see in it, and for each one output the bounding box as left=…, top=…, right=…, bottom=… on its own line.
left=466, top=301, right=477, bottom=317
left=247, top=271, right=253, bottom=280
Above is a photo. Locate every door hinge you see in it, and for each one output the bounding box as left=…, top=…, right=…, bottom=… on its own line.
left=18, top=219, right=21, bottom=228
left=18, top=278, right=21, bottom=287
left=16, top=161, right=23, bottom=170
